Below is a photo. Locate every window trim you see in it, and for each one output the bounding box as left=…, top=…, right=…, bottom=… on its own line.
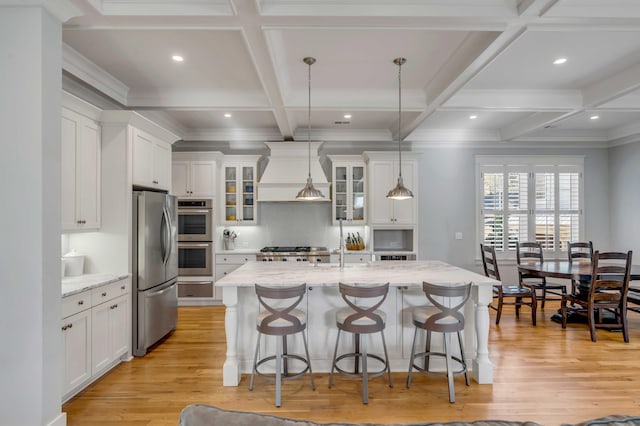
left=475, top=155, right=585, bottom=260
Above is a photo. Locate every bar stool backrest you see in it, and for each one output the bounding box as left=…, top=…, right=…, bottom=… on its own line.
left=422, top=282, right=471, bottom=333
left=338, top=283, right=389, bottom=334
left=255, top=283, right=306, bottom=336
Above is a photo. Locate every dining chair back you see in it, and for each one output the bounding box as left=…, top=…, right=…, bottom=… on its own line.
left=480, top=244, right=537, bottom=325
left=567, top=241, right=594, bottom=296
left=560, top=250, right=633, bottom=342
left=517, top=241, right=566, bottom=308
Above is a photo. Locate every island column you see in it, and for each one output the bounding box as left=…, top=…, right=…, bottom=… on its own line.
left=222, top=286, right=240, bottom=386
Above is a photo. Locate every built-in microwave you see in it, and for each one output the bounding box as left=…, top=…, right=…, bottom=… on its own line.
left=178, top=242, right=213, bottom=276
left=178, top=199, right=213, bottom=242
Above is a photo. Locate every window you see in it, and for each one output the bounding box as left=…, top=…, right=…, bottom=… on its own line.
left=476, top=156, right=583, bottom=259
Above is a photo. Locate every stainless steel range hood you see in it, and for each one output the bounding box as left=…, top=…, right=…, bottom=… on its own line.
left=257, top=141, right=330, bottom=202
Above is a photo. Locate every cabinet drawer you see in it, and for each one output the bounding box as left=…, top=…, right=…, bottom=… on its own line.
left=178, top=282, right=213, bottom=298
left=215, top=254, right=254, bottom=264
left=215, top=263, right=242, bottom=281
left=62, top=291, right=91, bottom=318
left=345, top=253, right=369, bottom=263
left=91, top=279, right=130, bottom=306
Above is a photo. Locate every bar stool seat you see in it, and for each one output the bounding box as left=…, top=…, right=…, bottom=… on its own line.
left=406, top=281, right=471, bottom=403
left=329, top=282, right=393, bottom=404
left=249, top=283, right=315, bottom=407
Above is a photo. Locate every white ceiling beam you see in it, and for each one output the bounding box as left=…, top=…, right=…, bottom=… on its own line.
left=234, top=0, right=293, bottom=139
left=403, top=26, right=527, bottom=140
left=444, top=89, right=582, bottom=110
left=582, top=62, right=640, bottom=108
left=499, top=111, right=571, bottom=140
left=517, top=0, right=559, bottom=17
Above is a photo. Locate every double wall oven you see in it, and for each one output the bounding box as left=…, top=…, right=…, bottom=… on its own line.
left=178, top=199, right=213, bottom=277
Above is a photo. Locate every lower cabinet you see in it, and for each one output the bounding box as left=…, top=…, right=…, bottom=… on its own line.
left=215, top=253, right=254, bottom=301
left=61, top=277, right=131, bottom=402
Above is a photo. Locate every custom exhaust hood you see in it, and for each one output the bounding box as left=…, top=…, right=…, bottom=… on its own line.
left=257, top=141, right=330, bottom=202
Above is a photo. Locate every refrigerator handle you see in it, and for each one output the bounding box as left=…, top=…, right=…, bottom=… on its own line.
left=160, top=207, right=169, bottom=265
left=165, top=206, right=174, bottom=262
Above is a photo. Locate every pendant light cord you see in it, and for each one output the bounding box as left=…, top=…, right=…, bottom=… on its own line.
left=307, top=58, right=312, bottom=179
left=397, top=58, right=403, bottom=180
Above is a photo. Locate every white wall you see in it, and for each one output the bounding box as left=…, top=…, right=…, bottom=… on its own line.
left=415, top=146, right=611, bottom=277
left=0, top=7, right=65, bottom=426
left=608, top=141, right=640, bottom=256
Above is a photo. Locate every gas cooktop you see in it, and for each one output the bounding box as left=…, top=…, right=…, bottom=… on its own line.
left=260, top=246, right=328, bottom=253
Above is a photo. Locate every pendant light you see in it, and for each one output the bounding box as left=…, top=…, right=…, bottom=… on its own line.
left=296, top=56, right=325, bottom=201
left=387, top=57, right=414, bottom=200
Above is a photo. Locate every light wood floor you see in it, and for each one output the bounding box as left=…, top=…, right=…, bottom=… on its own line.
left=63, top=303, right=640, bottom=426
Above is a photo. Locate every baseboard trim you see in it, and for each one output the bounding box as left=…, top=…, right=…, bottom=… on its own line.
left=47, top=412, right=67, bottom=426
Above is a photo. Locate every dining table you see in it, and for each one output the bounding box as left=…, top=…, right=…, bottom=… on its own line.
left=517, top=260, right=640, bottom=322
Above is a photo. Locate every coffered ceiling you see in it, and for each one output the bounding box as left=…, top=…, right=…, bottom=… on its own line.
left=62, top=0, right=640, bottom=147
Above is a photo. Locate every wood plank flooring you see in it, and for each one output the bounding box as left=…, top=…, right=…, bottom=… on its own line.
left=62, top=303, right=640, bottom=426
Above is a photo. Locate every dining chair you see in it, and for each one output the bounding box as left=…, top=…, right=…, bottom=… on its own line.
left=567, top=241, right=594, bottom=296
left=517, top=241, right=566, bottom=308
left=249, top=283, right=315, bottom=407
left=480, top=244, right=537, bottom=325
left=560, top=250, right=633, bottom=342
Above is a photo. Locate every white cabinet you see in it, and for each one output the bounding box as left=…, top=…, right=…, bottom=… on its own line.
left=132, top=128, right=171, bottom=191
left=172, top=160, right=217, bottom=198
left=215, top=254, right=254, bottom=301
left=61, top=306, right=92, bottom=399
left=364, top=152, right=418, bottom=225
left=61, top=276, right=131, bottom=402
left=330, top=252, right=371, bottom=264
left=221, top=156, right=260, bottom=225
left=61, top=107, right=101, bottom=231
left=328, top=156, right=366, bottom=224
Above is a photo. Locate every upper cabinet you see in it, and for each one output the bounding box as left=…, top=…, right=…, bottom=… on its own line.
left=172, top=152, right=222, bottom=198
left=61, top=101, right=101, bottom=231
left=364, top=151, right=419, bottom=225
left=221, top=155, right=261, bottom=225
left=328, top=155, right=366, bottom=225
left=132, top=128, right=171, bottom=191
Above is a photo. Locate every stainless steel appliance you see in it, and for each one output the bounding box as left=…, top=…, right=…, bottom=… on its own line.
left=132, top=190, right=178, bottom=357
left=177, top=198, right=213, bottom=242
left=257, top=246, right=330, bottom=263
left=375, top=253, right=416, bottom=261
left=178, top=241, right=213, bottom=275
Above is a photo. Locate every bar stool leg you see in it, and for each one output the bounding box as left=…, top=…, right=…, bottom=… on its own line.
left=424, top=329, right=431, bottom=371
left=444, top=333, right=455, bottom=403
left=249, top=332, right=261, bottom=391
left=328, top=329, right=341, bottom=388
left=361, top=335, right=368, bottom=404
left=406, top=326, right=418, bottom=388
left=302, top=329, right=315, bottom=390
left=282, top=336, right=288, bottom=377
left=275, top=335, right=282, bottom=407
left=457, top=330, right=469, bottom=386
left=354, top=333, right=360, bottom=374
left=380, top=330, right=393, bottom=388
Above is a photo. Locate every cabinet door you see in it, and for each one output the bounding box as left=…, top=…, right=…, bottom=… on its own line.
left=62, top=309, right=92, bottom=397
left=153, top=141, right=171, bottom=190
left=351, top=165, right=366, bottom=223
left=172, top=161, right=190, bottom=196
left=223, top=166, right=239, bottom=222
left=392, top=160, right=415, bottom=224
left=132, top=131, right=155, bottom=187
left=61, top=110, right=79, bottom=230
left=77, top=119, right=101, bottom=229
left=369, top=161, right=394, bottom=224
left=240, top=166, right=255, bottom=222
left=111, top=294, right=130, bottom=360
left=91, top=301, right=112, bottom=374
left=190, top=161, right=216, bottom=197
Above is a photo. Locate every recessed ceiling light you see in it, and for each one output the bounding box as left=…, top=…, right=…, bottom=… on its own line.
left=590, top=115, right=599, bottom=120
left=224, top=113, right=232, bottom=118
left=553, top=57, right=567, bottom=65
left=343, top=114, right=352, bottom=119
left=172, top=55, right=184, bottom=62
left=469, top=115, right=478, bottom=120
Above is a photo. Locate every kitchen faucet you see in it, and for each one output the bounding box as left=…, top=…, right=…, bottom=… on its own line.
left=339, top=219, right=345, bottom=270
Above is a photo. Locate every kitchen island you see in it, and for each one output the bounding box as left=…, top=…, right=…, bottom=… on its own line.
left=215, top=260, right=499, bottom=386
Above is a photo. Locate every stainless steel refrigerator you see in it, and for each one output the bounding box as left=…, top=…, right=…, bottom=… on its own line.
left=132, top=190, right=178, bottom=356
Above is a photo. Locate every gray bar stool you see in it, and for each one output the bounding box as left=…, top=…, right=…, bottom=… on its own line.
left=406, top=281, right=471, bottom=403
left=249, top=284, right=315, bottom=407
left=328, top=282, right=393, bottom=404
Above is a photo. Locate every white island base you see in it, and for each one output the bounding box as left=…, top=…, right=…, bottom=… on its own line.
left=215, top=260, right=498, bottom=387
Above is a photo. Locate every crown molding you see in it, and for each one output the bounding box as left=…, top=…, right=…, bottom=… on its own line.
left=293, top=128, right=392, bottom=142
left=62, top=43, right=129, bottom=105
left=184, top=128, right=283, bottom=142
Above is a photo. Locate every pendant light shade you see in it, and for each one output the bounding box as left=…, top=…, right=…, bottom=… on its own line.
left=387, top=57, right=414, bottom=200
left=296, top=56, right=325, bottom=201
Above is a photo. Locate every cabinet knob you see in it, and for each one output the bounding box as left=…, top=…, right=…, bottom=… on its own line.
left=121, top=285, right=125, bottom=290
left=102, top=292, right=107, bottom=297
left=153, top=180, right=159, bottom=184
left=78, top=300, right=84, bottom=305
left=68, top=323, right=73, bottom=329
left=62, top=325, right=67, bottom=331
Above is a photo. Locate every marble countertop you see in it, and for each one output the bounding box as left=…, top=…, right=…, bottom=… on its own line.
left=62, top=273, right=130, bottom=297
left=215, top=260, right=499, bottom=288
left=216, top=249, right=259, bottom=255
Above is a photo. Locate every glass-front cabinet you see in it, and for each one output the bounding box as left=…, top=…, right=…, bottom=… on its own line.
left=329, top=155, right=366, bottom=224
left=221, top=156, right=260, bottom=225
